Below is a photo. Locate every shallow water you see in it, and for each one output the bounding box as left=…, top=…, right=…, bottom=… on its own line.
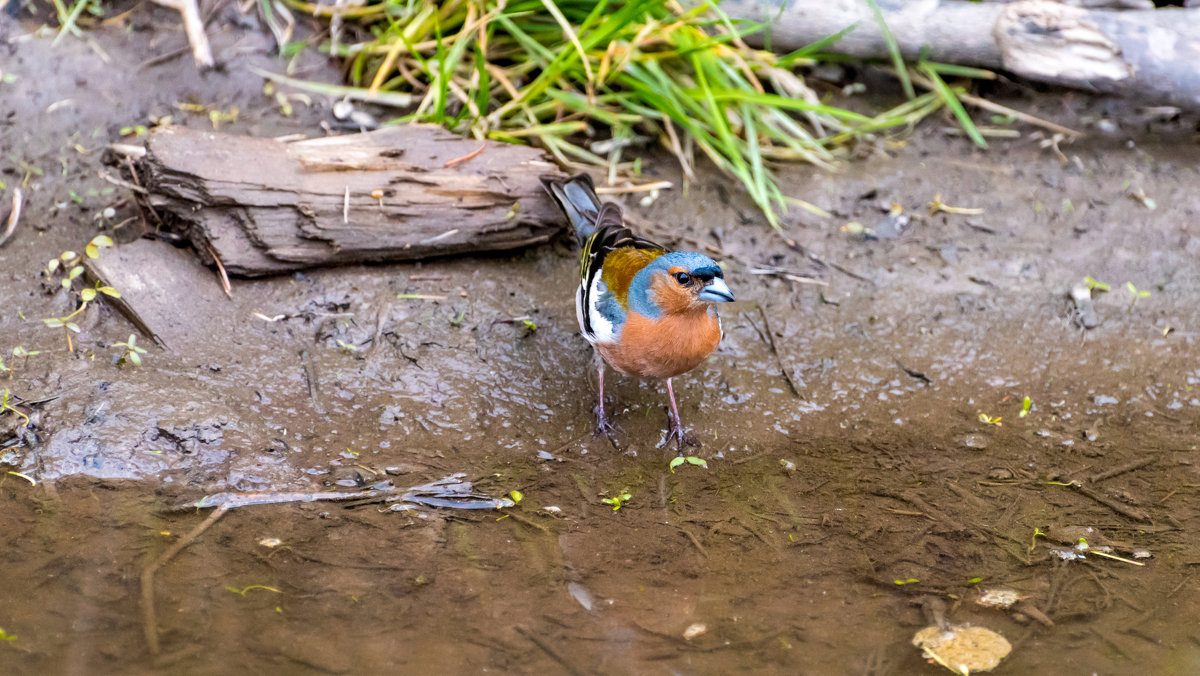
left=3, top=8, right=1200, bottom=674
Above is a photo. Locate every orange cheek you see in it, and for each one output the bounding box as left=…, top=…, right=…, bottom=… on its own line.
left=649, top=274, right=695, bottom=314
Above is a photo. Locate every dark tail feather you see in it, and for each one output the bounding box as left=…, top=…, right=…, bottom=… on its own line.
left=540, top=173, right=603, bottom=242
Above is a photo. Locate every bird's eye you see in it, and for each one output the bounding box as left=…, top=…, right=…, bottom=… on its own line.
left=673, top=272, right=692, bottom=286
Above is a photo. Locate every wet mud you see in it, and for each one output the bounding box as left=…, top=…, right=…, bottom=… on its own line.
left=2, top=7, right=1200, bottom=675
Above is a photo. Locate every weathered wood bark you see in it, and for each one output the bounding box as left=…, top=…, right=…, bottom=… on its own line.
left=722, top=0, right=1200, bottom=111
left=137, top=125, right=567, bottom=276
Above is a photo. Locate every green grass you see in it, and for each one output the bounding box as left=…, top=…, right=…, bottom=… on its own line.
left=278, top=0, right=994, bottom=230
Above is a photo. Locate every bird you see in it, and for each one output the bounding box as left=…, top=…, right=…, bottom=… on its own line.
left=541, top=173, right=734, bottom=448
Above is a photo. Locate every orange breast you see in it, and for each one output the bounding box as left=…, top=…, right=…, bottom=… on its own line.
left=598, top=308, right=722, bottom=379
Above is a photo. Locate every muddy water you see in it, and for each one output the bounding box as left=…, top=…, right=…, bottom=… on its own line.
left=3, top=8, right=1200, bottom=675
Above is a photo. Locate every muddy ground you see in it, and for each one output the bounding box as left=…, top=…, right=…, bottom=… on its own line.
left=2, top=6, right=1200, bottom=675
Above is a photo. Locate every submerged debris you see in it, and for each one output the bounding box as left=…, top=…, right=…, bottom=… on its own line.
left=912, top=624, right=1012, bottom=674
left=975, top=588, right=1025, bottom=610
left=171, top=473, right=514, bottom=512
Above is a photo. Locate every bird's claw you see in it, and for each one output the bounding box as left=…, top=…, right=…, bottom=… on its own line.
left=665, top=413, right=700, bottom=451
left=593, top=404, right=618, bottom=439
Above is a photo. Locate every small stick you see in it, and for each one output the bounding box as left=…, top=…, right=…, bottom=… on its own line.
left=677, top=526, right=709, bottom=558
left=442, top=143, right=487, bottom=168
left=300, top=350, right=324, bottom=414
left=150, top=0, right=214, bottom=67
left=755, top=304, right=801, bottom=399
left=1066, top=481, right=1152, bottom=523
left=498, top=509, right=550, bottom=534
left=0, top=188, right=22, bottom=247
left=748, top=267, right=829, bottom=286
left=142, top=504, right=230, bottom=655
left=594, top=180, right=674, bottom=195
left=1086, top=456, right=1156, bottom=484
left=125, top=156, right=162, bottom=227
left=204, top=244, right=232, bottom=299
left=514, top=625, right=583, bottom=676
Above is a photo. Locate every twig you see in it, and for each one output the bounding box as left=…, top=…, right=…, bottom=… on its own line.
left=748, top=267, right=828, bottom=286
left=958, top=92, right=1082, bottom=138
left=150, top=0, right=214, bottom=67
left=0, top=188, right=22, bottom=248
left=498, top=510, right=551, bottom=533
left=98, top=169, right=149, bottom=195
left=142, top=504, right=230, bottom=655
left=443, top=143, right=487, bottom=168
left=514, top=625, right=584, bottom=676
left=754, top=304, right=801, bottom=399
left=205, top=244, right=233, bottom=300
left=125, top=156, right=162, bottom=227
left=1065, top=481, right=1152, bottom=523
left=300, top=350, right=324, bottom=414
left=593, top=180, right=673, bottom=195
left=677, top=526, right=708, bottom=558
left=783, top=239, right=873, bottom=285
left=1085, top=456, right=1156, bottom=484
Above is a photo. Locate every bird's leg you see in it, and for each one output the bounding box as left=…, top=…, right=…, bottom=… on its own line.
left=593, top=360, right=617, bottom=438
left=664, top=378, right=699, bottom=451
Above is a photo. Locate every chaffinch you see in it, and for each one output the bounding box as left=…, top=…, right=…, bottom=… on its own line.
left=542, top=174, right=734, bottom=448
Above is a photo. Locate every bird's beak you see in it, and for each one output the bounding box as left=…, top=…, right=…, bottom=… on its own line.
left=698, top=277, right=734, bottom=303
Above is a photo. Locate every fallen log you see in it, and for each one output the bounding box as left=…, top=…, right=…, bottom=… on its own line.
left=135, top=125, right=567, bottom=276
left=723, top=0, right=1200, bottom=111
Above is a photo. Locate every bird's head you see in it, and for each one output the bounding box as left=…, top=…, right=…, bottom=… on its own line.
left=628, top=251, right=734, bottom=318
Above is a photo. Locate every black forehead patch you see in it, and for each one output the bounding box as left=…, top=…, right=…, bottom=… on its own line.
left=691, top=265, right=722, bottom=282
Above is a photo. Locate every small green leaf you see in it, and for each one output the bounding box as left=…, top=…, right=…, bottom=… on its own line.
left=1019, top=396, right=1032, bottom=418
left=68, top=266, right=84, bottom=280
left=129, top=351, right=141, bottom=366
left=66, top=323, right=81, bottom=333
left=509, top=490, right=523, bottom=504
left=99, top=286, right=121, bottom=298
left=685, top=457, right=708, bottom=468
left=60, top=278, right=71, bottom=289
left=43, top=318, right=64, bottom=328
left=80, top=288, right=96, bottom=302
left=669, top=457, right=686, bottom=473
left=85, top=243, right=98, bottom=259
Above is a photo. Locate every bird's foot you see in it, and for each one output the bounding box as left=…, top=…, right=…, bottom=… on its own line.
left=593, top=404, right=618, bottom=439
left=664, top=413, right=700, bottom=451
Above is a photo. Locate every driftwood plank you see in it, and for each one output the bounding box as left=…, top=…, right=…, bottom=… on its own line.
left=138, top=125, right=567, bottom=276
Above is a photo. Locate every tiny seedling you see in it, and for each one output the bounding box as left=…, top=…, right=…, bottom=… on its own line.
left=1, top=388, right=30, bottom=427
left=43, top=303, right=85, bottom=352
left=1125, top=281, right=1151, bottom=311
left=80, top=280, right=120, bottom=303
left=521, top=318, right=538, bottom=332
left=1083, top=276, right=1110, bottom=293
left=669, top=456, right=708, bottom=473
left=509, top=490, right=523, bottom=504
left=893, top=578, right=919, bottom=585
left=335, top=339, right=359, bottom=352
left=600, top=492, right=632, bottom=511
left=113, top=334, right=148, bottom=365
left=0, top=627, right=15, bottom=641
left=1019, top=396, right=1032, bottom=418
left=978, top=413, right=1002, bottom=426
left=11, top=346, right=40, bottom=365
